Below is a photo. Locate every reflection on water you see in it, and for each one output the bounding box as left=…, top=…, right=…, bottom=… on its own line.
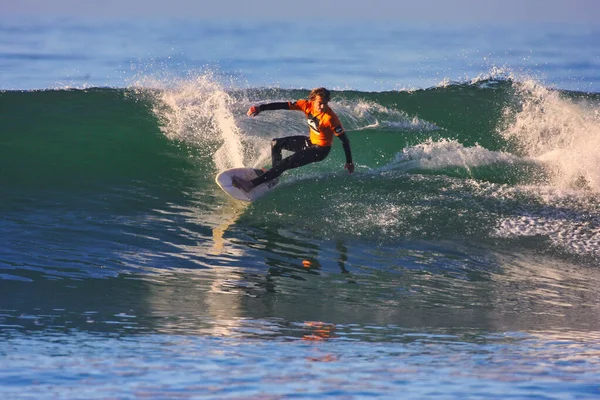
left=3, top=228, right=600, bottom=338
left=3, top=185, right=600, bottom=398
left=3, top=220, right=600, bottom=398
left=4, top=176, right=600, bottom=338
left=1, top=328, right=600, bottom=399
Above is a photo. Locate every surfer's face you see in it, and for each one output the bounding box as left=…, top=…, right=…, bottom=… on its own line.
left=312, top=96, right=327, bottom=114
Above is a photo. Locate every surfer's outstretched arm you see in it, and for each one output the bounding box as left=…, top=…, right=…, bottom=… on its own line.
left=247, top=102, right=290, bottom=117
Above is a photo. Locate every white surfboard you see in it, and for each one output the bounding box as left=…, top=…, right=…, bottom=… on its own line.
left=215, top=167, right=278, bottom=202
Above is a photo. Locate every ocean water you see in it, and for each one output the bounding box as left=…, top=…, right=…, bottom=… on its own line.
left=1, top=16, right=600, bottom=399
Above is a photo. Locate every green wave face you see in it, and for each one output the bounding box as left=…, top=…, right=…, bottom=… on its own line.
left=1, top=79, right=599, bottom=259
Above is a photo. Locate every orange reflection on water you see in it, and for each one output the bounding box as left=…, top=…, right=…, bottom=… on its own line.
left=302, top=321, right=339, bottom=362
left=302, top=321, right=335, bottom=341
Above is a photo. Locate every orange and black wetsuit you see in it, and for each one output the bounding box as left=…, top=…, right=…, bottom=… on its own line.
left=250, top=100, right=353, bottom=187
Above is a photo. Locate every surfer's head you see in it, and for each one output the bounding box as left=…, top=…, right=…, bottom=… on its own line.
left=309, top=87, right=330, bottom=113
left=309, top=87, right=330, bottom=103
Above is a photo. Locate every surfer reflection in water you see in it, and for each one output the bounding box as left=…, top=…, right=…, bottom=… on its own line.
left=231, top=87, right=354, bottom=192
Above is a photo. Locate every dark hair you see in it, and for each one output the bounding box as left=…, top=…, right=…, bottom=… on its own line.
left=308, top=87, right=330, bottom=103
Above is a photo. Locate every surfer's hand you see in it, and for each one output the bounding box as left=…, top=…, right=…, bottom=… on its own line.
left=247, top=105, right=261, bottom=117
left=345, top=162, right=355, bottom=173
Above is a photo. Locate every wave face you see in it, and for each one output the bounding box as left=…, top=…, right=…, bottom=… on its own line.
left=2, top=77, right=600, bottom=265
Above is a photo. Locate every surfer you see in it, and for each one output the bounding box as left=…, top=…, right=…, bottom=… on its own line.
left=231, top=87, right=354, bottom=192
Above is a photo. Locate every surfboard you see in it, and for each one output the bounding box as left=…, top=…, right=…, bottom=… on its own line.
left=215, top=167, right=278, bottom=202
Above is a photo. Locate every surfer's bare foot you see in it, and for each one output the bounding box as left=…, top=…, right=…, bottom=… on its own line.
left=231, top=176, right=254, bottom=192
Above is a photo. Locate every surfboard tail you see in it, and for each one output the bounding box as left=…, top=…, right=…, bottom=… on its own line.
left=216, top=167, right=279, bottom=202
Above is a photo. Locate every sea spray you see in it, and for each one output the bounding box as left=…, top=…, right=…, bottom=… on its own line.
left=133, top=73, right=262, bottom=172
left=334, top=99, right=440, bottom=132
left=500, top=79, right=600, bottom=191
left=388, top=138, right=521, bottom=171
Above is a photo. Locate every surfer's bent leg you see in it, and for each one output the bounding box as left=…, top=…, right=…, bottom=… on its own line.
left=252, top=145, right=331, bottom=187
left=271, top=136, right=310, bottom=166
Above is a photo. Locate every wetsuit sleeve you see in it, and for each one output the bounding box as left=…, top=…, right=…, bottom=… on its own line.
left=258, top=102, right=290, bottom=111
left=338, top=133, right=353, bottom=164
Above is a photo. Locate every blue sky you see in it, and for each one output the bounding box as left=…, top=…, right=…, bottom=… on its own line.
left=2, top=0, right=599, bottom=23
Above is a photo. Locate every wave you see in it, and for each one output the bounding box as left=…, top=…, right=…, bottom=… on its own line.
left=136, top=72, right=599, bottom=187
left=2, top=72, right=599, bottom=191
left=498, top=79, right=600, bottom=191
left=2, top=72, right=599, bottom=260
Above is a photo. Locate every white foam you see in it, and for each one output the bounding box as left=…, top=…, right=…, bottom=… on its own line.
left=131, top=72, right=265, bottom=172
left=378, top=138, right=521, bottom=173
left=500, top=79, right=600, bottom=192
left=334, top=99, right=439, bottom=132
left=433, top=65, right=534, bottom=90
left=493, top=189, right=600, bottom=258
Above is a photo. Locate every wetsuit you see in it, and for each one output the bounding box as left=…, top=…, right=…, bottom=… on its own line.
left=250, top=100, right=353, bottom=187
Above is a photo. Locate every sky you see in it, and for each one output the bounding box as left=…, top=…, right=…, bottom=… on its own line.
left=1, top=0, right=599, bottom=23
